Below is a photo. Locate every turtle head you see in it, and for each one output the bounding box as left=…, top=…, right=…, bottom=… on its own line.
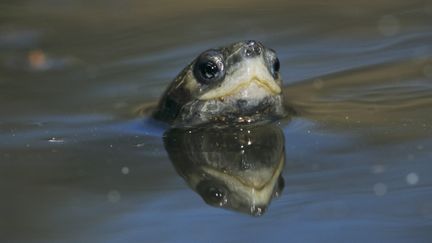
left=154, top=40, right=286, bottom=126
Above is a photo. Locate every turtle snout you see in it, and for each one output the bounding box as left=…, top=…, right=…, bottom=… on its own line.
left=244, top=40, right=263, bottom=58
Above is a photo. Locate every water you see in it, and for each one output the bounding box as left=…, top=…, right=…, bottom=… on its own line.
left=1, top=0, right=432, bottom=242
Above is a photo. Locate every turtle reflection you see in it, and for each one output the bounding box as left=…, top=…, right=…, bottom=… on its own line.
left=163, top=124, right=285, bottom=216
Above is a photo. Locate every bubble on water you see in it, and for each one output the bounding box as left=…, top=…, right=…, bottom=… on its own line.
left=121, top=166, right=130, bottom=175
left=48, top=137, right=64, bottom=143
left=107, top=190, right=121, bottom=203
left=406, top=172, right=419, bottom=185
left=373, top=183, right=387, bottom=196
left=371, top=164, right=385, bottom=174
left=377, top=15, right=400, bottom=36
left=423, top=64, right=432, bottom=79
left=134, top=143, right=146, bottom=148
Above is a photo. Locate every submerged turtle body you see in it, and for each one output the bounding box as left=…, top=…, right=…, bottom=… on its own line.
left=153, top=40, right=287, bottom=126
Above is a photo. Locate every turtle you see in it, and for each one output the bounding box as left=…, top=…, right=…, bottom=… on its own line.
left=148, top=41, right=289, bottom=215
left=152, top=40, right=290, bottom=127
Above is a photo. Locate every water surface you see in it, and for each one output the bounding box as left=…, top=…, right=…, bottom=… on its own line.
left=1, top=0, right=432, bottom=242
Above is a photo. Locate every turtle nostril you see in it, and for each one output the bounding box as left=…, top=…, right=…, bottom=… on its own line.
left=244, top=40, right=262, bottom=57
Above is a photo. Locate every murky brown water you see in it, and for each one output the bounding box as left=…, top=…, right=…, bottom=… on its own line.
left=1, top=0, right=432, bottom=242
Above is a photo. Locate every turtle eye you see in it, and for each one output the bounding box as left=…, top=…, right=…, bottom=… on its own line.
left=266, top=48, right=280, bottom=79
left=193, top=50, right=225, bottom=85
left=196, top=180, right=228, bottom=206
left=273, top=57, right=280, bottom=74
left=271, top=57, right=280, bottom=78
left=199, top=61, right=219, bottom=79
left=205, top=187, right=226, bottom=205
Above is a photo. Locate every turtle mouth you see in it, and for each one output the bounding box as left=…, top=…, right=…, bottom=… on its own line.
left=199, top=77, right=282, bottom=101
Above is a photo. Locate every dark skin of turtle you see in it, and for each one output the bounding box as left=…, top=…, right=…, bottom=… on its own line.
left=153, top=40, right=288, bottom=127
